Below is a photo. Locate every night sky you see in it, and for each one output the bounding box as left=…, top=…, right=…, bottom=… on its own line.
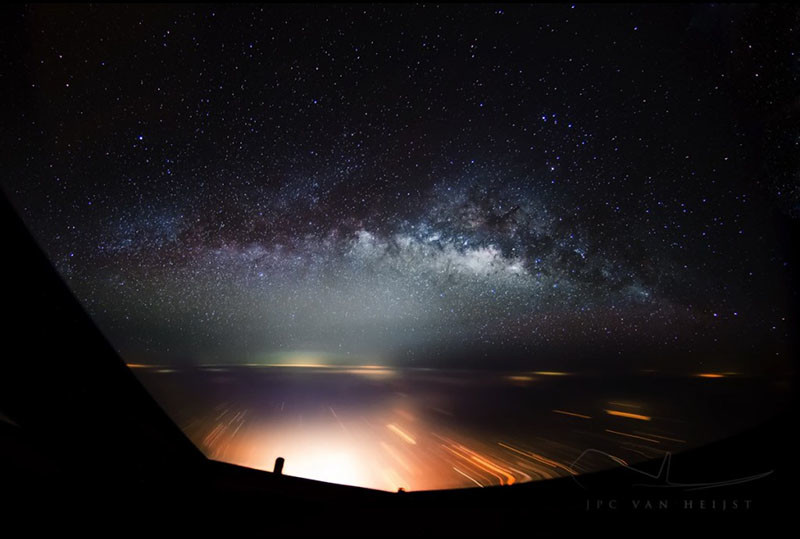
left=2, top=4, right=798, bottom=372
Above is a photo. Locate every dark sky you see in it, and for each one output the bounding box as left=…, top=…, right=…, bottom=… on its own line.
left=1, top=4, right=798, bottom=372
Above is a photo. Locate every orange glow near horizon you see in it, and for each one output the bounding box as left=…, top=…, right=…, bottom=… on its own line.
left=184, top=401, right=594, bottom=491
left=132, top=365, right=731, bottom=492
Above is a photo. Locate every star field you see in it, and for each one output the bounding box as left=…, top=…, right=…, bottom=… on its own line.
left=1, top=4, right=797, bottom=371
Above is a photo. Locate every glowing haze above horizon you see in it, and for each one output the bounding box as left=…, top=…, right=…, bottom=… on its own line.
left=2, top=4, right=797, bottom=372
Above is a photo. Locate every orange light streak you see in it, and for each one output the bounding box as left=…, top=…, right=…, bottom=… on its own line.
left=497, top=442, right=577, bottom=475
left=386, top=424, right=416, bottom=445
left=452, top=466, right=484, bottom=488
left=552, top=409, right=592, bottom=419
left=605, top=409, right=652, bottom=421
left=441, top=443, right=516, bottom=486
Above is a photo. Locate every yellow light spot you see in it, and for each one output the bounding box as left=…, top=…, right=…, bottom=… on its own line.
left=271, top=363, right=330, bottom=368
left=531, top=371, right=570, bottom=376
left=696, top=373, right=725, bottom=378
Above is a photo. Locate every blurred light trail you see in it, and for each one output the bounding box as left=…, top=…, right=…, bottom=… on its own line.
left=497, top=442, right=577, bottom=475
left=605, top=409, right=652, bottom=421
left=552, top=409, right=591, bottom=419
left=441, top=442, right=517, bottom=485
left=605, top=429, right=660, bottom=443
left=608, top=401, right=643, bottom=408
left=386, top=424, right=417, bottom=445
left=130, top=366, right=783, bottom=491
left=452, top=466, right=484, bottom=487
left=634, top=432, right=686, bottom=443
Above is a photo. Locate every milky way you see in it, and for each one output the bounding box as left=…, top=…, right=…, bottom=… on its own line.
left=1, top=4, right=797, bottom=370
